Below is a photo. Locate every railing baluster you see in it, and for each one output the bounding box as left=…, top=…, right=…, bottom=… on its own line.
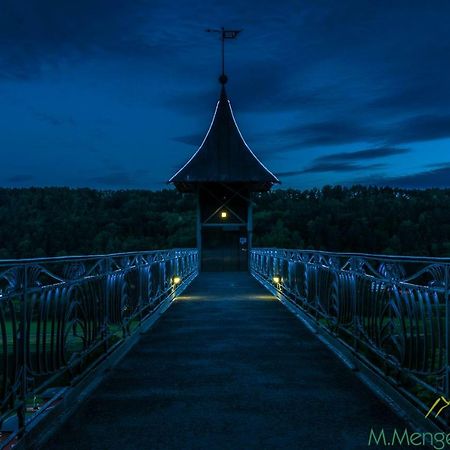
left=445, top=264, right=449, bottom=421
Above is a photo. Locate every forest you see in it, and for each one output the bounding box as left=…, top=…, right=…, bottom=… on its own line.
left=0, top=185, right=449, bottom=259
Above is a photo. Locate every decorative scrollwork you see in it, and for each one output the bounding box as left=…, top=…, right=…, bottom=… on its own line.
left=250, top=247, right=450, bottom=423
left=0, top=248, right=198, bottom=433
left=378, top=262, right=407, bottom=281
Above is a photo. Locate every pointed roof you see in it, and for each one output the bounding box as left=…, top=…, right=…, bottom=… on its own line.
left=169, top=86, right=280, bottom=193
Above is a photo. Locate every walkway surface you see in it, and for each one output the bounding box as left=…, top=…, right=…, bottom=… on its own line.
left=44, top=273, right=409, bottom=450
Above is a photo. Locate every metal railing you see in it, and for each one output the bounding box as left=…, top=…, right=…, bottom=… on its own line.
left=251, top=248, right=450, bottom=428
left=0, top=248, right=198, bottom=443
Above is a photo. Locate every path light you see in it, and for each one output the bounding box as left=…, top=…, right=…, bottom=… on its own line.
left=273, top=276, right=281, bottom=284
left=173, top=276, right=181, bottom=285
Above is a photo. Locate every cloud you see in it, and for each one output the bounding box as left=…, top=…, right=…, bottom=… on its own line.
left=2, top=0, right=450, bottom=191
left=353, top=164, right=450, bottom=189
left=165, top=77, right=338, bottom=118
left=275, top=146, right=406, bottom=178
left=7, top=174, right=34, bottom=182
left=272, top=113, right=450, bottom=152
left=0, top=0, right=164, bottom=79
left=388, top=114, right=450, bottom=144
left=274, top=147, right=406, bottom=179
left=173, top=133, right=204, bottom=146
left=274, top=120, right=381, bottom=149
left=370, top=82, right=450, bottom=115
left=425, top=161, right=450, bottom=169
left=32, top=110, right=76, bottom=127
left=276, top=162, right=385, bottom=177
left=164, top=88, right=217, bottom=115
left=315, top=147, right=410, bottom=162
left=89, top=171, right=135, bottom=186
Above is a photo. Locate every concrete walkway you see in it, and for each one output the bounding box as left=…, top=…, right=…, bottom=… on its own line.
left=44, top=273, right=408, bottom=450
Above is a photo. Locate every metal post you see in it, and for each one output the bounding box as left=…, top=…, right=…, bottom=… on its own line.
left=18, top=265, right=28, bottom=435
left=196, top=189, right=202, bottom=272
left=350, top=259, right=359, bottom=370
left=314, top=254, right=319, bottom=322
left=221, top=27, right=225, bottom=77
left=335, top=257, right=340, bottom=334
left=103, top=257, right=111, bottom=351
left=445, top=264, right=449, bottom=403
left=247, top=200, right=253, bottom=272
left=138, top=258, right=144, bottom=327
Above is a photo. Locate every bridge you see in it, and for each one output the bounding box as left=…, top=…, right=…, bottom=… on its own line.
left=2, top=34, right=449, bottom=450
left=0, top=248, right=449, bottom=448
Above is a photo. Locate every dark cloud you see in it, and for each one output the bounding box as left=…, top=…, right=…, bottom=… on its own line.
left=2, top=1, right=450, bottom=190
left=425, top=161, right=450, bottom=169
left=354, top=164, right=450, bottom=189
left=89, top=171, right=134, bottom=186
left=276, top=162, right=385, bottom=177
left=134, top=169, right=151, bottom=176
left=388, top=114, right=450, bottom=144
left=275, top=120, right=381, bottom=149
left=275, top=170, right=308, bottom=178
left=272, top=113, right=450, bottom=152
left=302, top=162, right=385, bottom=174
left=173, top=133, right=204, bottom=146
left=315, top=147, right=410, bottom=162
left=165, top=88, right=217, bottom=115
left=33, top=110, right=76, bottom=127
left=7, top=174, right=34, bottom=183
left=370, top=82, right=450, bottom=115
left=225, top=59, right=335, bottom=113
left=165, top=68, right=335, bottom=115
left=0, top=0, right=164, bottom=79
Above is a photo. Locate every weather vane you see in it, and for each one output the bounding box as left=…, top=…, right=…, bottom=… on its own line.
left=206, top=27, right=242, bottom=85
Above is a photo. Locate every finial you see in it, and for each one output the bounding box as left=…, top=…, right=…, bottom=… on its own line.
left=219, top=74, right=228, bottom=85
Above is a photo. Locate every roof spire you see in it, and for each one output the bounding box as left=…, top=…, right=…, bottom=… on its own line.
left=206, top=27, right=242, bottom=85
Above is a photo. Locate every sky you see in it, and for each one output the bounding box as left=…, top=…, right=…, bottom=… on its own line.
left=1, top=0, right=450, bottom=190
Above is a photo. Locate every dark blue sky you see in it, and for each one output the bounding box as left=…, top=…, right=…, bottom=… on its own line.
left=1, top=0, right=450, bottom=190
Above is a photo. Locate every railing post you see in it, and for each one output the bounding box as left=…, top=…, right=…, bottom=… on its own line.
left=314, top=253, right=320, bottom=322
left=334, top=256, right=340, bottom=335
left=445, top=264, right=449, bottom=403
left=18, top=264, right=28, bottom=435
left=137, top=256, right=144, bottom=327
left=350, top=258, right=360, bottom=371
left=103, top=257, right=111, bottom=351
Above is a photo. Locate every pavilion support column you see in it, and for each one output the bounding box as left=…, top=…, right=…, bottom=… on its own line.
left=247, top=200, right=253, bottom=271
left=196, top=189, right=202, bottom=272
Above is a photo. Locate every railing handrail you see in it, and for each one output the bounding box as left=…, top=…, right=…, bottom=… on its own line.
left=254, top=247, right=450, bottom=264
left=0, top=248, right=197, bottom=267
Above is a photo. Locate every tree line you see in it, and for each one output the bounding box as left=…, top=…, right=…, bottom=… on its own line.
left=0, top=185, right=448, bottom=259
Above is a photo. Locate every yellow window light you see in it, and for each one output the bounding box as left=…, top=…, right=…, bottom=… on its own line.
left=173, top=276, right=181, bottom=285
left=220, top=210, right=228, bottom=219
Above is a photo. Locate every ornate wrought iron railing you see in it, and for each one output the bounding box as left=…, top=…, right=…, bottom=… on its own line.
left=251, top=248, right=450, bottom=428
left=0, top=248, right=198, bottom=443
